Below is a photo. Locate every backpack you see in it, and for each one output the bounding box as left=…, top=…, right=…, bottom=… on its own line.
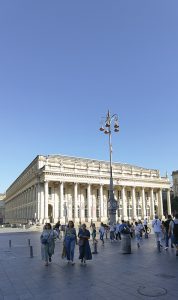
left=41, top=232, right=50, bottom=244
left=173, top=222, right=178, bottom=238
left=120, top=225, right=130, bottom=235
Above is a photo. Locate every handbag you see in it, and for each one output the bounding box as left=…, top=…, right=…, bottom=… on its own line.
left=41, top=232, right=50, bottom=245
left=78, top=239, right=84, bottom=246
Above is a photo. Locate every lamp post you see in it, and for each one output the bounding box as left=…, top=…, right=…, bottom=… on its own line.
left=99, top=110, right=119, bottom=225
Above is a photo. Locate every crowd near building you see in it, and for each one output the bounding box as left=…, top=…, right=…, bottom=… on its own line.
left=4, top=155, right=172, bottom=225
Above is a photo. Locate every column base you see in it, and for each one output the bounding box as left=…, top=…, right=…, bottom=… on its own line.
left=59, top=217, right=66, bottom=224
left=43, top=218, right=50, bottom=224
left=53, top=218, right=59, bottom=224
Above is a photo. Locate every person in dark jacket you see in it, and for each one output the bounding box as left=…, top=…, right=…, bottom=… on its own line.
left=163, top=215, right=174, bottom=250
left=78, top=224, right=92, bottom=264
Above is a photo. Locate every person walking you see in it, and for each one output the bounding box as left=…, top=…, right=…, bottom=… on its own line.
left=99, top=223, right=105, bottom=245
left=78, top=224, right=92, bottom=264
left=40, top=223, right=58, bottom=266
left=109, top=223, right=115, bottom=242
left=152, top=215, right=162, bottom=252
left=53, top=221, right=61, bottom=239
left=115, top=222, right=121, bottom=240
left=64, top=220, right=77, bottom=265
left=143, top=218, right=148, bottom=234
left=169, top=213, right=178, bottom=256
left=134, top=221, right=142, bottom=248
left=91, top=223, right=97, bottom=244
left=163, top=215, right=173, bottom=250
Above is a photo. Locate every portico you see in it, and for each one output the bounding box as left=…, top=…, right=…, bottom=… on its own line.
left=5, top=155, right=171, bottom=224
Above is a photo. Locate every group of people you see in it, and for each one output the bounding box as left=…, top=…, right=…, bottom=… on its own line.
left=40, top=213, right=178, bottom=266
left=97, top=220, right=147, bottom=247
left=152, top=213, right=178, bottom=255
left=40, top=221, right=92, bottom=266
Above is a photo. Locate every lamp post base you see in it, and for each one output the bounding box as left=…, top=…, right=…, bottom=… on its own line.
left=108, top=211, right=116, bottom=225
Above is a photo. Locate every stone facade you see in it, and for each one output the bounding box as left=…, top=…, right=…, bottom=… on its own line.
left=0, top=193, right=5, bottom=224
left=5, top=155, right=171, bottom=224
left=172, top=170, right=178, bottom=197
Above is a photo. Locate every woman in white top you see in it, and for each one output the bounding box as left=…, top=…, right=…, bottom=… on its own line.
left=152, top=215, right=162, bottom=252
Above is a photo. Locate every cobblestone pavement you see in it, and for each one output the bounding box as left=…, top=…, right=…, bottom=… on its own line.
left=0, top=231, right=178, bottom=300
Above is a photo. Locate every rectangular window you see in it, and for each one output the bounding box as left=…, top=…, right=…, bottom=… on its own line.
left=48, top=187, right=52, bottom=195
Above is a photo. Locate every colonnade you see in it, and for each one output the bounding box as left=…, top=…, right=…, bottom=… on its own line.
left=5, top=180, right=172, bottom=224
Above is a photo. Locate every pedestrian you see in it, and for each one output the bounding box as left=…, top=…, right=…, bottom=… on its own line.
left=138, top=220, right=144, bottom=239
left=115, top=222, right=121, bottom=240
left=99, top=222, right=105, bottom=245
left=109, top=223, right=115, bottom=242
left=91, top=223, right=97, bottom=244
left=134, top=221, right=142, bottom=248
left=40, top=223, right=58, bottom=266
left=64, top=220, right=77, bottom=265
left=168, top=213, right=178, bottom=256
left=163, top=215, right=174, bottom=250
left=143, top=218, right=148, bottom=234
left=119, top=220, right=130, bottom=236
left=53, top=221, right=61, bottom=238
left=104, top=225, right=109, bottom=239
left=152, top=215, right=162, bottom=252
left=78, top=223, right=92, bottom=264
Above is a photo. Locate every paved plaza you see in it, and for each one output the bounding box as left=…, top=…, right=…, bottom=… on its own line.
left=0, top=229, right=178, bottom=300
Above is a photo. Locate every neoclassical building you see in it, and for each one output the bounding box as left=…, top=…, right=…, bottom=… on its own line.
left=5, top=155, right=171, bottom=224
left=172, top=170, right=178, bottom=197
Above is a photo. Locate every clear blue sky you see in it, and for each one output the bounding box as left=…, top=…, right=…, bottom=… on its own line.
left=0, top=0, right=178, bottom=192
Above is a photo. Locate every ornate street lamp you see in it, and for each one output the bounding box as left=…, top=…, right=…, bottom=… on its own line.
left=99, top=110, right=119, bottom=225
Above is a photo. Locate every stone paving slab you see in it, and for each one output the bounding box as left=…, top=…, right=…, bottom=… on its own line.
left=0, top=231, right=178, bottom=300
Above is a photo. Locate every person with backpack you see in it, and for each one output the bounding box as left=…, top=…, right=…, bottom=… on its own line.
left=169, top=213, right=178, bottom=256
left=163, top=215, right=173, bottom=250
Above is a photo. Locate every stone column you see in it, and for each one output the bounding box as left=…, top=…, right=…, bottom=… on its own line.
left=92, top=189, right=97, bottom=222
left=121, top=186, right=127, bottom=220
left=100, top=184, right=104, bottom=221
left=150, top=188, right=155, bottom=219
left=60, top=182, right=65, bottom=223
left=67, top=187, right=73, bottom=220
left=158, top=189, right=163, bottom=218
left=132, top=186, right=137, bottom=220
left=54, top=184, right=59, bottom=223
left=39, top=184, right=44, bottom=223
left=36, top=183, right=40, bottom=222
left=142, top=187, right=146, bottom=219
left=87, top=184, right=92, bottom=221
left=74, top=183, right=79, bottom=222
left=44, top=181, right=49, bottom=222
left=167, top=189, right=172, bottom=215
left=80, top=189, right=85, bottom=222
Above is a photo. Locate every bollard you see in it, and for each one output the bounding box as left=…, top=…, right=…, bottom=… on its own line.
left=28, top=239, right=31, bottom=246
left=30, top=245, right=33, bottom=258
left=9, top=240, right=11, bottom=248
left=92, top=240, right=98, bottom=254
left=121, top=234, right=131, bottom=254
